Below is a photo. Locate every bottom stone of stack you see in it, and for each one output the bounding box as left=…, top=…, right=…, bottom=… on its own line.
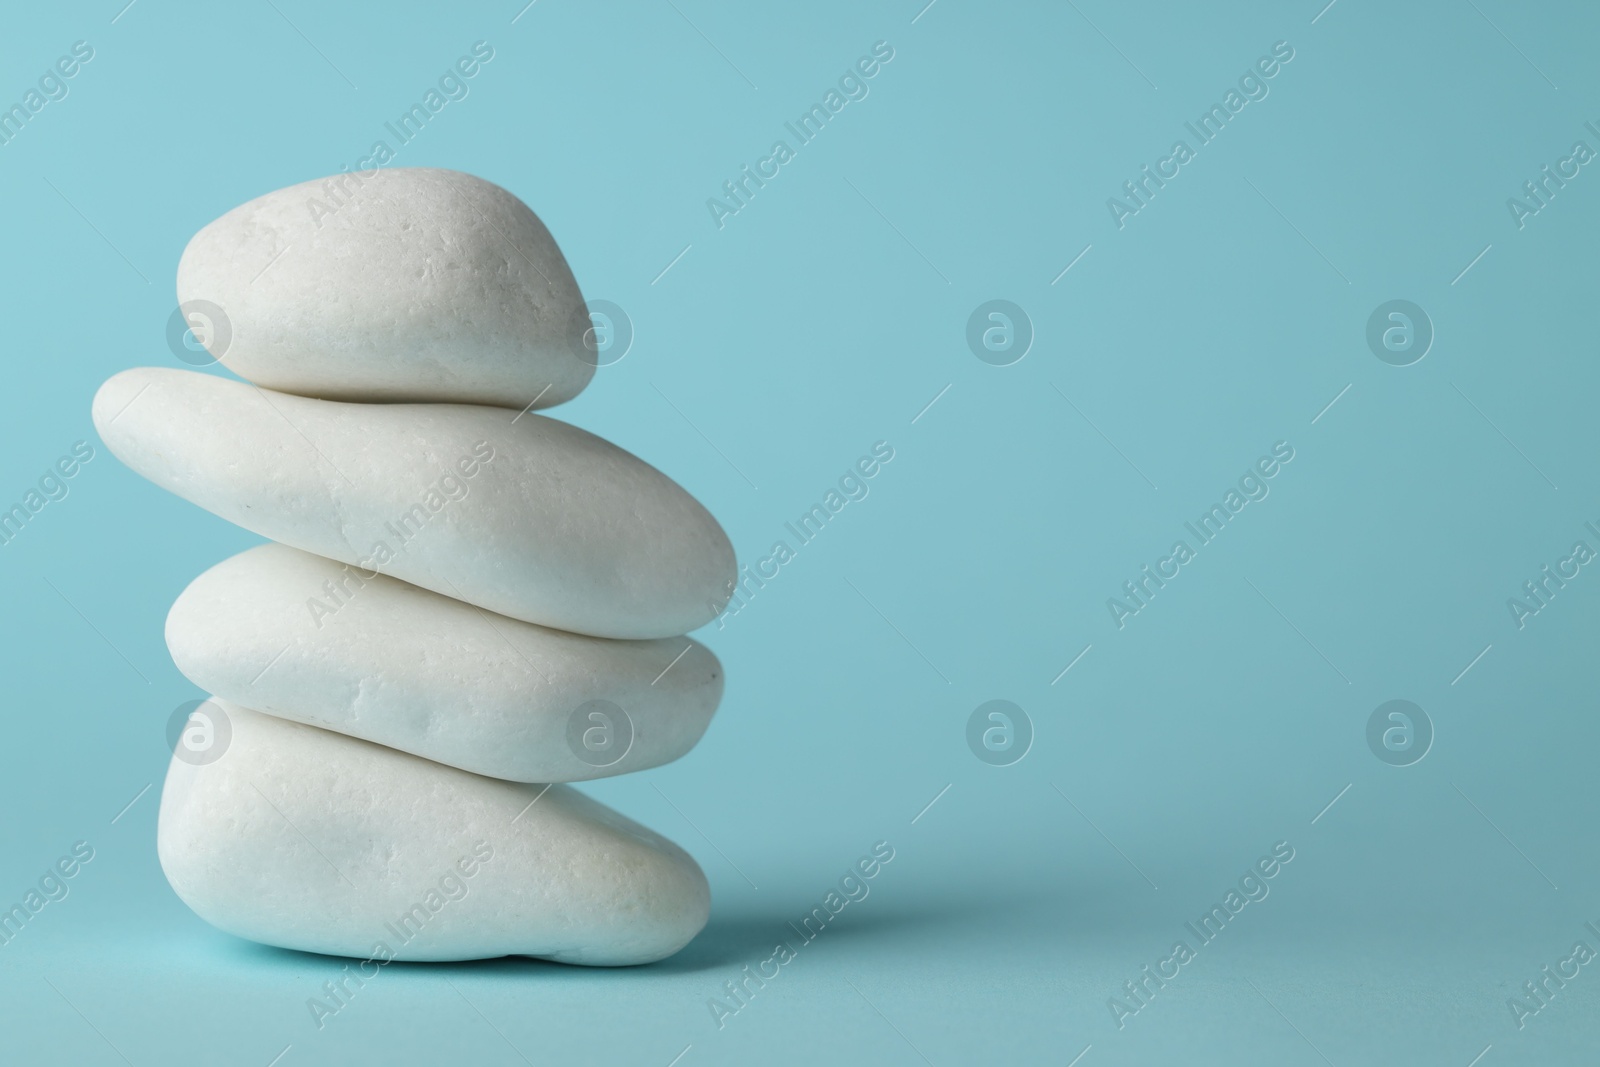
left=158, top=701, right=710, bottom=966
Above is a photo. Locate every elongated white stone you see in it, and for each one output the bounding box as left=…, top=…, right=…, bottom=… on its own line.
left=158, top=702, right=710, bottom=965
left=176, top=168, right=594, bottom=409
left=166, top=543, right=722, bottom=782
left=92, top=368, right=734, bottom=639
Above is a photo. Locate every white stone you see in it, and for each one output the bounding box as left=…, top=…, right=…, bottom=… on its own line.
left=92, top=367, right=734, bottom=639
left=158, top=702, right=710, bottom=965
left=166, top=543, right=722, bottom=782
left=176, top=167, right=594, bottom=409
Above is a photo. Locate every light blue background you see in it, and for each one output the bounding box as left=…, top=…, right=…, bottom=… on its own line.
left=2, top=0, right=1597, bottom=1063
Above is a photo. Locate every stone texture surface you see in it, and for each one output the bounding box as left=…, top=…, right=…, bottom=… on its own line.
left=158, top=702, right=711, bottom=965
left=165, top=543, right=723, bottom=782
left=92, top=367, right=735, bottom=639
left=176, top=167, right=594, bottom=409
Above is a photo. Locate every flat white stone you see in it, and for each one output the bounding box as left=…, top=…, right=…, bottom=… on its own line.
left=158, top=702, right=710, bottom=965
left=92, top=367, right=734, bottom=639
left=176, top=167, right=594, bottom=409
left=166, top=543, right=722, bottom=782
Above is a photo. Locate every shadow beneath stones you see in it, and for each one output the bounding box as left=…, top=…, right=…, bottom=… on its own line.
left=215, top=891, right=1015, bottom=979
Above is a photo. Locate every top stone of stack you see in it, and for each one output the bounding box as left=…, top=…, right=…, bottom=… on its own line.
left=176, top=168, right=594, bottom=409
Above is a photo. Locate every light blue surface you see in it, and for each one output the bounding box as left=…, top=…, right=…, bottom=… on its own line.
left=2, top=0, right=1598, bottom=1063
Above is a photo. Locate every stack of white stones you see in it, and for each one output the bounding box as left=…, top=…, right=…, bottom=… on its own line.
left=91, top=168, right=735, bottom=966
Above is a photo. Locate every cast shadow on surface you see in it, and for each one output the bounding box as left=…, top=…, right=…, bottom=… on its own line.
left=209, top=884, right=1079, bottom=981
left=203, top=870, right=1152, bottom=979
